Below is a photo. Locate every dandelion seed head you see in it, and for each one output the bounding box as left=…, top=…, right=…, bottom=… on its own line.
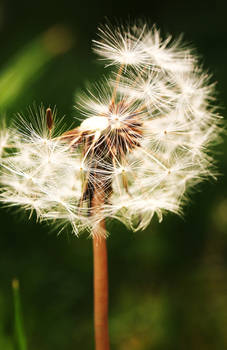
left=0, top=22, right=223, bottom=236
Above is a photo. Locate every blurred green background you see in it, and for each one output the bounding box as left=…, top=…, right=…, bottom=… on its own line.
left=0, top=0, right=227, bottom=349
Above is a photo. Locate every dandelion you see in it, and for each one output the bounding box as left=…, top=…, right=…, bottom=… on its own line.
left=0, top=22, right=222, bottom=350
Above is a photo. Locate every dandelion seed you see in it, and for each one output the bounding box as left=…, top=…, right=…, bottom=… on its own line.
left=93, top=23, right=151, bottom=68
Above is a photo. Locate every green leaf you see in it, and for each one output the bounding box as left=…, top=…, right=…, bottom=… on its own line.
left=12, top=279, right=27, bottom=350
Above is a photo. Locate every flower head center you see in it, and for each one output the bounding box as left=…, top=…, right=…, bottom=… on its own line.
left=80, top=116, right=109, bottom=132
left=109, top=113, right=122, bottom=129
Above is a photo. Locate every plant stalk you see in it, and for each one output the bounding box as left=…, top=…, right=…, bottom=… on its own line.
left=92, top=190, right=110, bottom=350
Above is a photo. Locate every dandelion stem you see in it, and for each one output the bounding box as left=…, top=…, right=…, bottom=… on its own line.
left=92, top=189, right=110, bottom=350
left=111, top=63, right=124, bottom=103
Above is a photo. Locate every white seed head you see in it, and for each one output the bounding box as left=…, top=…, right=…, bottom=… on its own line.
left=0, top=22, right=223, bottom=236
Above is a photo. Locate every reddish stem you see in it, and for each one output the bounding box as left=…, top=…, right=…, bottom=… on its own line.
left=93, top=229, right=110, bottom=350
left=92, top=190, right=110, bottom=350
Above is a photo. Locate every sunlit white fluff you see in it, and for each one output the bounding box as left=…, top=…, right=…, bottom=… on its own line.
left=0, top=22, right=222, bottom=236
left=93, top=23, right=151, bottom=67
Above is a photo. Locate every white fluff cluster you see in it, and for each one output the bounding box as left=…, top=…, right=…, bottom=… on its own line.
left=0, top=23, right=222, bottom=235
left=0, top=107, right=92, bottom=234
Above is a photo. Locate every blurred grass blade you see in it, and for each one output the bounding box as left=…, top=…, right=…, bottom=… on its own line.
left=12, top=279, right=27, bottom=350
left=0, top=25, right=73, bottom=111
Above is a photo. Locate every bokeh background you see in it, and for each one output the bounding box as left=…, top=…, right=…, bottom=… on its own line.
left=0, top=1, right=227, bottom=349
